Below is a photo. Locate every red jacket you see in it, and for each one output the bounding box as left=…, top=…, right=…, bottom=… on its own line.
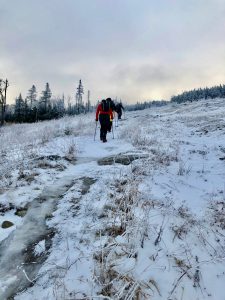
left=96, top=103, right=113, bottom=121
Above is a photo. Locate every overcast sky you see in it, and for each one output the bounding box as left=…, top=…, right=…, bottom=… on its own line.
left=1, top=0, right=225, bottom=104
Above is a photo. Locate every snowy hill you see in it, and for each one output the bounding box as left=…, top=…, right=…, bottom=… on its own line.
left=1, top=98, right=225, bottom=299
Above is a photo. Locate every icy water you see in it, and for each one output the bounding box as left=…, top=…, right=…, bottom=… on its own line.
left=0, top=176, right=75, bottom=299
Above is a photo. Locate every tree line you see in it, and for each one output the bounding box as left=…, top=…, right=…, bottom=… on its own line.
left=3, top=77, right=225, bottom=126
left=171, top=84, right=225, bottom=103
left=2, top=77, right=166, bottom=125
left=125, top=100, right=167, bottom=111
left=2, top=79, right=93, bottom=125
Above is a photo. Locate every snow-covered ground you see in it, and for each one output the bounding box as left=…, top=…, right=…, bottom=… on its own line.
left=1, top=99, right=225, bottom=299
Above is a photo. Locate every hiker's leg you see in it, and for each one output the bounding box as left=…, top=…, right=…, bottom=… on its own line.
left=108, top=121, right=112, bottom=132
left=102, top=123, right=107, bottom=141
left=102, top=115, right=110, bottom=142
left=100, top=127, right=103, bottom=140
left=99, top=115, right=107, bottom=142
left=99, top=116, right=104, bottom=140
left=105, top=115, right=111, bottom=141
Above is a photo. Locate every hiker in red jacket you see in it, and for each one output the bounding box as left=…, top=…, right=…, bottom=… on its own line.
left=96, top=99, right=113, bottom=142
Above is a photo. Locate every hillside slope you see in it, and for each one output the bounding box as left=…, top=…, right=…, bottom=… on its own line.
left=0, top=99, right=225, bottom=299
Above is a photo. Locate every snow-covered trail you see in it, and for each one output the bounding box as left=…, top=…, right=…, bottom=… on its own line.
left=0, top=128, right=140, bottom=299
left=1, top=101, right=225, bottom=299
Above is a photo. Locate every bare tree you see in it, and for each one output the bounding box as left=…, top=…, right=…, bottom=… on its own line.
left=0, top=79, right=9, bottom=126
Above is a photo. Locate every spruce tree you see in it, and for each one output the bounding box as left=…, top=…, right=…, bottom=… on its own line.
left=15, top=94, right=25, bottom=123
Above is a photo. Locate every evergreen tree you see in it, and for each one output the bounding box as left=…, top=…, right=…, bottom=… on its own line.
left=75, top=79, right=84, bottom=114
left=40, top=83, right=52, bottom=111
left=86, top=90, right=91, bottom=113
left=171, top=84, right=225, bottom=103
left=27, top=85, right=37, bottom=109
left=14, top=94, right=25, bottom=123
left=39, top=83, right=52, bottom=119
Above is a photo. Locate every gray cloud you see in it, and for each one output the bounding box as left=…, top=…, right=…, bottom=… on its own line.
left=1, top=0, right=225, bottom=103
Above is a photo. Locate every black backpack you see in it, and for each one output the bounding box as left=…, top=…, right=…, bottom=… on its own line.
left=101, top=99, right=110, bottom=112
left=106, top=98, right=116, bottom=111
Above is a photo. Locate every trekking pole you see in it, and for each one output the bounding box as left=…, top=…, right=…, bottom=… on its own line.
left=112, top=120, right=114, bottom=139
left=94, top=121, right=98, bottom=141
left=115, top=115, right=118, bottom=127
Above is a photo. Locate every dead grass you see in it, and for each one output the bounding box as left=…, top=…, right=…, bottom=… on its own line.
left=18, top=170, right=40, bottom=183
left=209, top=200, right=225, bottom=229
left=172, top=223, right=188, bottom=241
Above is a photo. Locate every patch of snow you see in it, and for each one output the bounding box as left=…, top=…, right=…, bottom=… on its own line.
left=34, top=240, right=46, bottom=256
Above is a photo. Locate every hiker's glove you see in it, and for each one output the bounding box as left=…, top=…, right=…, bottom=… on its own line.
left=95, top=119, right=98, bottom=122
